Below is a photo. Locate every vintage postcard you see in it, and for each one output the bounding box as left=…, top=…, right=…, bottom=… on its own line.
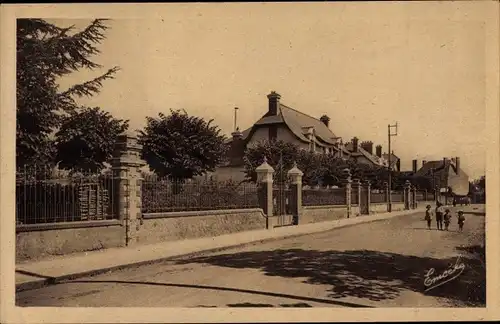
left=1, top=1, right=499, bottom=323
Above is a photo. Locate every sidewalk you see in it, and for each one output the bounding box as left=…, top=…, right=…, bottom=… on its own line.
left=16, top=207, right=429, bottom=292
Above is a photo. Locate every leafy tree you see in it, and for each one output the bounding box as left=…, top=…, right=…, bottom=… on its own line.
left=477, top=176, right=485, bottom=191
left=243, top=140, right=301, bottom=182
left=16, top=18, right=119, bottom=168
left=243, top=140, right=348, bottom=185
left=54, top=107, right=129, bottom=172
left=138, top=110, right=227, bottom=180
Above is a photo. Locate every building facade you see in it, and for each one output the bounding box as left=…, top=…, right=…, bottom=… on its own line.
left=205, top=91, right=352, bottom=181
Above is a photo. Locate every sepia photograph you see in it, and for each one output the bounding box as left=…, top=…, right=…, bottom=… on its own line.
left=1, top=1, right=499, bottom=323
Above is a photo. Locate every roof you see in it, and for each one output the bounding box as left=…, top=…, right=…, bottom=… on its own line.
left=382, top=153, right=400, bottom=167
left=224, top=127, right=252, bottom=144
left=414, top=160, right=446, bottom=177
left=226, top=102, right=345, bottom=150
left=277, top=104, right=338, bottom=145
left=344, top=142, right=383, bottom=166
left=414, top=159, right=468, bottom=194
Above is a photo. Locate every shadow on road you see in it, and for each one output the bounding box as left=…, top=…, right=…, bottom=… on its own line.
left=196, top=302, right=312, bottom=307
left=23, top=279, right=372, bottom=308
left=176, top=246, right=486, bottom=307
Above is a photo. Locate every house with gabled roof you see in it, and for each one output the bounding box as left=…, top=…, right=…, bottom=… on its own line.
left=205, top=91, right=352, bottom=181
left=344, top=138, right=401, bottom=171
left=413, top=157, right=469, bottom=196
left=382, top=151, right=401, bottom=172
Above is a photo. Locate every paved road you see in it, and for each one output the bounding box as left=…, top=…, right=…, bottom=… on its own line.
left=17, top=210, right=486, bottom=308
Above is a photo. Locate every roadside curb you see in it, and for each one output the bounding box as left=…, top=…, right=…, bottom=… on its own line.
left=16, top=208, right=425, bottom=293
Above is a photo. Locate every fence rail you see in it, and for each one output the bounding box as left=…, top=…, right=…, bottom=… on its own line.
left=302, top=188, right=346, bottom=206
left=141, top=176, right=259, bottom=213
left=390, top=192, right=404, bottom=202
left=371, top=192, right=386, bottom=203
left=16, top=167, right=117, bottom=224
left=416, top=191, right=426, bottom=201
left=351, top=190, right=359, bottom=205
left=16, top=165, right=437, bottom=225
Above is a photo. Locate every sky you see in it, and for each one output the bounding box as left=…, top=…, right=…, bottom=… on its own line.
left=51, top=3, right=488, bottom=180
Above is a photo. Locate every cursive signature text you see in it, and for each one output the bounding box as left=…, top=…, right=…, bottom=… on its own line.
left=424, top=256, right=465, bottom=292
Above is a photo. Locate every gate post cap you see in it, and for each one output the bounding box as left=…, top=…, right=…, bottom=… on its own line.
left=287, top=162, right=303, bottom=177
left=256, top=156, right=274, bottom=173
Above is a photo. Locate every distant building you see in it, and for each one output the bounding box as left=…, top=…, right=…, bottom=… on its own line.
left=344, top=139, right=399, bottom=170
left=382, top=151, right=401, bottom=172
left=413, top=157, right=469, bottom=195
left=203, top=91, right=352, bottom=181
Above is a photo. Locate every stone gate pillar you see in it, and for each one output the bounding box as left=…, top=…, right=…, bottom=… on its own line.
left=412, top=185, right=417, bottom=209
left=287, top=162, right=303, bottom=225
left=352, top=178, right=361, bottom=205
left=364, top=180, right=371, bottom=215
left=111, top=130, right=146, bottom=246
left=403, top=180, right=411, bottom=210
left=341, top=169, right=352, bottom=218
left=256, top=157, right=274, bottom=229
left=383, top=181, right=390, bottom=212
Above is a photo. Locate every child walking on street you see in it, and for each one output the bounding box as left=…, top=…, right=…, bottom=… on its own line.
left=443, top=209, right=452, bottom=231
left=435, top=202, right=444, bottom=230
left=424, top=205, right=433, bottom=230
left=457, top=210, right=466, bottom=232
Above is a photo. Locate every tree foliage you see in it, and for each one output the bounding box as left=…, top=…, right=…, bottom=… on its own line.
left=54, top=107, right=129, bottom=172
left=243, top=140, right=301, bottom=182
left=138, top=110, right=227, bottom=180
left=16, top=18, right=119, bottom=167
left=243, top=140, right=349, bottom=186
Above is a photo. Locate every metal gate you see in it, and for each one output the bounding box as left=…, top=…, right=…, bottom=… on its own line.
left=359, top=186, right=369, bottom=215
left=272, top=159, right=294, bottom=228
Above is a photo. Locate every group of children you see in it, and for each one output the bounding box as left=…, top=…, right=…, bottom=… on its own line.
left=424, top=202, right=466, bottom=232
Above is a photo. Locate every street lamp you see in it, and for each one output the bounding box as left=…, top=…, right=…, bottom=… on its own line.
left=387, top=122, right=398, bottom=212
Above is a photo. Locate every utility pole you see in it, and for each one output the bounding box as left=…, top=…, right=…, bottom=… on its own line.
left=387, top=122, right=398, bottom=212
left=234, top=107, right=239, bottom=132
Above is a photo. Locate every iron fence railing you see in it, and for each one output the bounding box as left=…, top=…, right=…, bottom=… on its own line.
left=141, top=176, right=259, bottom=213
left=16, top=166, right=118, bottom=225
left=302, top=188, right=346, bottom=206
left=351, top=190, right=359, bottom=205
left=391, top=192, right=404, bottom=202
left=370, top=192, right=386, bottom=203
left=416, top=191, right=426, bottom=201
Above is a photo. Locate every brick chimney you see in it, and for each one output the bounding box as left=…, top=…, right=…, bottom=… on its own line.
left=352, top=137, right=359, bottom=152
left=455, top=156, right=460, bottom=174
left=229, top=128, right=244, bottom=166
left=396, top=158, right=401, bottom=172
left=360, top=141, right=374, bottom=155
left=375, top=145, right=382, bottom=158
left=267, top=91, right=281, bottom=116
left=231, top=128, right=243, bottom=141
left=422, top=160, right=427, bottom=167
left=319, top=115, right=330, bottom=127
left=412, top=159, right=418, bottom=173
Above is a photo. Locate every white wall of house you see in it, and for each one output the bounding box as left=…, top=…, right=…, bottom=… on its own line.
left=246, top=125, right=310, bottom=151
left=448, top=168, right=469, bottom=195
